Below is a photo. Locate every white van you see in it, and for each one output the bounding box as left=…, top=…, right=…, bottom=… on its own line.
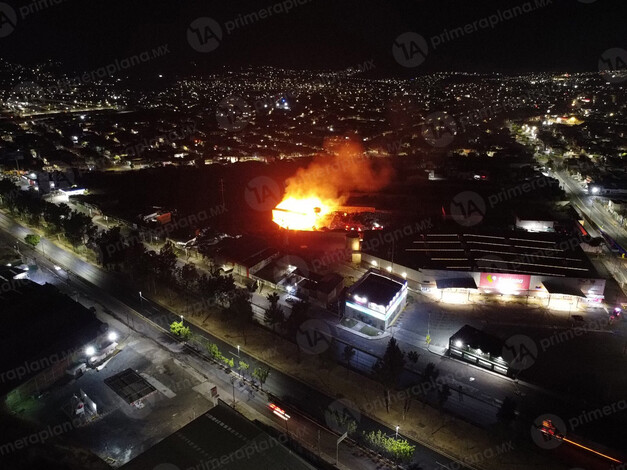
left=66, top=363, right=87, bottom=378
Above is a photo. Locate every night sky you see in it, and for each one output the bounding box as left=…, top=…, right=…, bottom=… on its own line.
left=0, top=0, right=625, bottom=75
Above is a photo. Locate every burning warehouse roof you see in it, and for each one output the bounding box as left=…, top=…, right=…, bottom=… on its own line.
left=272, top=138, right=392, bottom=231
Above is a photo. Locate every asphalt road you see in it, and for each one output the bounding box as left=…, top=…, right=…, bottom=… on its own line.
left=554, top=169, right=627, bottom=250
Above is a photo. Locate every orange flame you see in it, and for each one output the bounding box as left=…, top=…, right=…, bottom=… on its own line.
left=273, top=138, right=392, bottom=230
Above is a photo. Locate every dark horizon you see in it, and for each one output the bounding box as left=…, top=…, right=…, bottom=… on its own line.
left=0, top=0, right=625, bottom=77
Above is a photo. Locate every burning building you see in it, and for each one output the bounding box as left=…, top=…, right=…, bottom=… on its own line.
left=272, top=139, right=392, bottom=231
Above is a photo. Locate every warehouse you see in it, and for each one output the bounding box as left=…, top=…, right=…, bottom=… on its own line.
left=360, top=230, right=605, bottom=309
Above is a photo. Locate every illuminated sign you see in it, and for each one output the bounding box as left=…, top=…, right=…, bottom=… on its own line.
left=479, top=272, right=530, bottom=291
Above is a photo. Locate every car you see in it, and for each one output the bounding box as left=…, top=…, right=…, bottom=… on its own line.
left=66, top=362, right=87, bottom=378
left=268, top=403, right=290, bottom=420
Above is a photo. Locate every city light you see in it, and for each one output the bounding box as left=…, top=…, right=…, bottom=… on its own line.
left=85, top=346, right=95, bottom=356
left=108, top=332, right=118, bottom=342
left=455, top=340, right=463, bottom=348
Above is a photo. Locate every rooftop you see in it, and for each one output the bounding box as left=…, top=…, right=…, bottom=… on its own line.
left=348, top=271, right=406, bottom=308
left=121, top=401, right=316, bottom=470
left=218, top=236, right=278, bottom=269
left=450, top=325, right=504, bottom=358
left=363, top=230, right=600, bottom=279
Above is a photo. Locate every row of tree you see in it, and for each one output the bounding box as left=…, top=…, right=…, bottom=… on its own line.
left=0, top=179, right=96, bottom=247
left=169, top=320, right=270, bottom=389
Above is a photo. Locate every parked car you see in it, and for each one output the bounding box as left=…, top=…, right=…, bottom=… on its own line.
left=66, top=362, right=87, bottom=378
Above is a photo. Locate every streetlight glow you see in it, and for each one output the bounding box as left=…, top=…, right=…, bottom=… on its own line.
left=108, top=332, right=118, bottom=342
left=85, top=346, right=95, bottom=356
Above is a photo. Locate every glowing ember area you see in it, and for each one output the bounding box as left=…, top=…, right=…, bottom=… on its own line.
left=272, top=138, right=393, bottom=231
left=272, top=196, right=333, bottom=230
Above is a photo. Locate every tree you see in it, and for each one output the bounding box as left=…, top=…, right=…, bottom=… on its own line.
left=155, top=241, right=177, bottom=283
left=264, top=292, right=284, bottom=331
left=0, top=179, right=18, bottom=208
left=43, top=201, right=71, bottom=233
left=206, top=342, right=222, bottom=362
left=180, top=263, right=199, bottom=291
left=437, top=384, right=451, bottom=409
left=252, top=367, right=270, bottom=390
left=170, top=320, right=192, bottom=341
left=238, top=360, right=250, bottom=378
left=285, top=300, right=309, bottom=362
left=225, top=289, right=254, bottom=345
left=422, top=362, right=439, bottom=393
left=62, top=211, right=95, bottom=247
left=223, top=356, right=235, bottom=368
left=362, top=429, right=415, bottom=463
left=497, top=396, right=518, bottom=423
left=372, top=338, right=405, bottom=412
left=342, top=345, right=356, bottom=376
left=407, top=350, right=419, bottom=365
left=94, top=226, right=125, bottom=266
left=24, top=233, right=40, bottom=249
left=318, top=338, right=336, bottom=375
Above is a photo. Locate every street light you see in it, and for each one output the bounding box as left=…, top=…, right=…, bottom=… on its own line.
left=237, top=345, right=240, bottom=357
left=85, top=346, right=95, bottom=356
left=108, top=332, right=118, bottom=342
left=180, top=315, right=184, bottom=323
left=395, top=425, right=399, bottom=439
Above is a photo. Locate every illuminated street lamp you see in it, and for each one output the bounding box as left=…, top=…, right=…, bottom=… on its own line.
left=108, top=332, right=118, bottom=342
left=85, top=346, right=95, bottom=356
left=455, top=340, right=463, bottom=348
left=395, top=425, right=399, bottom=439
left=237, top=345, right=240, bottom=358
left=180, top=315, right=184, bottom=323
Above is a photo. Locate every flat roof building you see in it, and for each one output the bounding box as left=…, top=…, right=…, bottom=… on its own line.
left=345, top=269, right=407, bottom=330
left=121, top=400, right=317, bottom=470
left=360, top=230, right=605, bottom=309
left=449, top=325, right=509, bottom=375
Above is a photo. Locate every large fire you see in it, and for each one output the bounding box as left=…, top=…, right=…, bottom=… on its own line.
left=272, top=139, right=392, bottom=231
left=272, top=197, right=333, bottom=231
